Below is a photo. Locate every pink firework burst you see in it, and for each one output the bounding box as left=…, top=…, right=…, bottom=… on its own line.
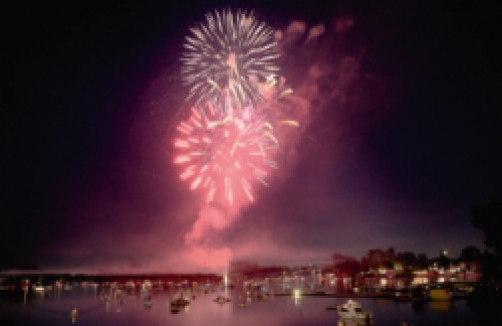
left=173, top=97, right=278, bottom=206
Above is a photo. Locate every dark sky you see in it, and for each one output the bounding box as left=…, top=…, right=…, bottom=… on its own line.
left=3, top=1, right=502, bottom=273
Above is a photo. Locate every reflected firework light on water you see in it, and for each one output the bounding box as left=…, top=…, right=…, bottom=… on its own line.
left=181, top=9, right=280, bottom=107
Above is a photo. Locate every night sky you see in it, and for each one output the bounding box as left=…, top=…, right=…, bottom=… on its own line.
left=3, top=1, right=502, bottom=273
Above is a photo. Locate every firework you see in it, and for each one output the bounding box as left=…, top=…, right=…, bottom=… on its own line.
left=173, top=96, right=279, bottom=206
left=181, top=9, right=280, bottom=107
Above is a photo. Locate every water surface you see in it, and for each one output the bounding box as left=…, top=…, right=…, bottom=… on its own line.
left=0, top=286, right=479, bottom=325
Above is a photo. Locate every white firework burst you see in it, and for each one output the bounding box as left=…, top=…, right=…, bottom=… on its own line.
left=181, top=9, right=280, bottom=107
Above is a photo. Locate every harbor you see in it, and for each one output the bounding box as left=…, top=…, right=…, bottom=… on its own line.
left=1, top=273, right=497, bottom=325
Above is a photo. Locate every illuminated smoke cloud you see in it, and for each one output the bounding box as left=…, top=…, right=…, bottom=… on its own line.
left=184, top=245, right=232, bottom=271
left=43, top=10, right=394, bottom=273
left=305, top=24, right=325, bottom=43
left=284, top=20, right=306, bottom=39
left=334, top=16, right=355, bottom=33
left=184, top=205, right=232, bottom=245
left=175, top=12, right=392, bottom=271
left=183, top=206, right=234, bottom=272
left=275, top=20, right=306, bottom=46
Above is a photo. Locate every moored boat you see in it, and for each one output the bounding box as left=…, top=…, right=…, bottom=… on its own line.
left=429, top=287, right=452, bottom=301
left=33, top=284, right=45, bottom=292
left=327, top=299, right=373, bottom=323
left=213, top=295, right=231, bottom=304
left=170, top=297, right=190, bottom=307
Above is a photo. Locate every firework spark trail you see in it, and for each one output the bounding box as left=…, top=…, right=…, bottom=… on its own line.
left=175, top=15, right=303, bottom=267
left=175, top=89, right=300, bottom=257
left=181, top=9, right=280, bottom=107
left=170, top=11, right=380, bottom=271
left=173, top=93, right=290, bottom=208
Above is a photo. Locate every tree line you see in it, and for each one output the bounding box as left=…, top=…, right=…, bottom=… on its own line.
left=330, top=200, right=501, bottom=283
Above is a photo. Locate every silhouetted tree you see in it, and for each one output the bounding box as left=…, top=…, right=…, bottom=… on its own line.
left=331, top=253, right=360, bottom=276
left=439, top=249, right=450, bottom=269
left=472, top=201, right=502, bottom=259
left=481, top=249, right=499, bottom=283
left=332, top=253, right=358, bottom=265
left=364, top=248, right=394, bottom=270
left=472, top=201, right=502, bottom=283
left=460, top=246, right=482, bottom=262
left=395, top=251, right=417, bottom=271
left=416, top=253, right=428, bottom=270
left=360, top=257, right=369, bottom=272
left=335, top=261, right=361, bottom=277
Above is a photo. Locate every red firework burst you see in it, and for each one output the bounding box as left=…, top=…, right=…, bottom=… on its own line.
left=173, top=99, right=278, bottom=206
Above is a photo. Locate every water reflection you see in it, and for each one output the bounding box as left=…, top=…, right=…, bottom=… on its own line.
left=0, top=280, right=480, bottom=326
left=431, top=301, right=453, bottom=311
left=411, top=300, right=428, bottom=314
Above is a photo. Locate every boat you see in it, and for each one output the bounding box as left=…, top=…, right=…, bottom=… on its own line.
left=392, top=286, right=428, bottom=303
left=34, top=285, right=45, bottom=292
left=429, top=287, right=452, bottom=301
left=213, top=295, right=231, bottom=304
left=255, top=293, right=267, bottom=302
left=170, top=297, right=190, bottom=307
left=334, top=299, right=373, bottom=322
left=393, top=289, right=412, bottom=303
